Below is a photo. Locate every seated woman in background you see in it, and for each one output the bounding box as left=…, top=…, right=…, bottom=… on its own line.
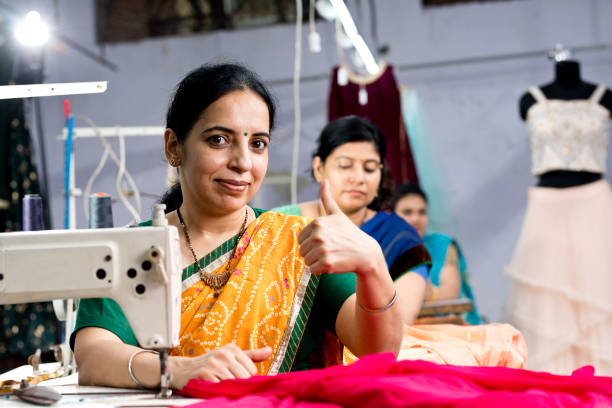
left=274, top=115, right=430, bottom=326
left=391, top=183, right=481, bottom=325
left=71, top=65, right=403, bottom=391
left=275, top=116, right=526, bottom=368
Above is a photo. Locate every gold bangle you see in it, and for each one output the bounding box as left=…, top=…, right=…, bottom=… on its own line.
left=128, top=349, right=159, bottom=389
left=357, top=287, right=398, bottom=313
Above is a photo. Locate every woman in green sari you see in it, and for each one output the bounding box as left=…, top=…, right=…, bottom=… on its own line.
left=71, top=64, right=403, bottom=390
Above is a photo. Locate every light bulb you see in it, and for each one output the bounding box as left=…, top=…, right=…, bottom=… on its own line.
left=15, top=11, right=50, bottom=47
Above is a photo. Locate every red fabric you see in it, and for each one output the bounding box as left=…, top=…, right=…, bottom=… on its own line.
left=328, top=65, right=418, bottom=186
left=179, top=353, right=612, bottom=407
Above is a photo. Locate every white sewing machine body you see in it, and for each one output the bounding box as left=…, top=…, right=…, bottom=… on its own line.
left=0, top=225, right=181, bottom=350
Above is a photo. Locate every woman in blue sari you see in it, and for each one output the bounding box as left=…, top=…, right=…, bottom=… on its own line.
left=390, top=183, right=481, bottom=325
left=274, top=116, right=430, bottom=325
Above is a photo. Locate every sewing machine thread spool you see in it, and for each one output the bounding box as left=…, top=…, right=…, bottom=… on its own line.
left=23, top=194, right=44, bottom=231
left=89, top=193, right=113, bottom=228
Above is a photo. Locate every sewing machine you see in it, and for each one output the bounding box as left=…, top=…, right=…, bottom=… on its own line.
left=0, top=206, right=181, bottom=398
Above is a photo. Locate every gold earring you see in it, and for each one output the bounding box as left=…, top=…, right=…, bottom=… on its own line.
left=170, top=158, right=180, bottom=167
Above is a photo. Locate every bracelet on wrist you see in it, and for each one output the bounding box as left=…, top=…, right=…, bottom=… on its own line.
left=357, top=287, right=398, bottom=313
left=128, top=349, right=159, bottom=389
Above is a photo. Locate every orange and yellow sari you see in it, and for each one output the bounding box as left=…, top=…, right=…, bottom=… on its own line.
left=170, top=211, right=318, bottom=375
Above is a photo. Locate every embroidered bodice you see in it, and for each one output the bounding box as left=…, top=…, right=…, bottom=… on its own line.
left=527, top=85, right=610, bottom=176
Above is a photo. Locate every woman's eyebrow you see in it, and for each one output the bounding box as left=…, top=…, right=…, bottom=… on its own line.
left=202, top=125, right=235, bottom=134
left=336, top=155, right=378, bottom=159
left=201, top=126, right=270, bottom=139
left=252, top=132, right=270, bottom=138
left=335, top=156, right=380, bottom=163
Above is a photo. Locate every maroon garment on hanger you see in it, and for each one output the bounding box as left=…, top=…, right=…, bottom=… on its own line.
left=328, top=64, right=419, bottom=186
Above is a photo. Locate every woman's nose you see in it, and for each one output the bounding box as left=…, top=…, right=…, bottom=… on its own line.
left=349, top=166, right=366, bottom=183
left=407, top=215, right=420, bottom=226
left=229, top=144, right=252, bottom=172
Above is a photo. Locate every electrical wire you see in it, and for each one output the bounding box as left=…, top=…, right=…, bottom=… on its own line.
left=82, top=136, right=111, bottom=215
left=33, top=98, right=52, bottom=229
left=33, top=54, right=52, bottom=229
left=309, top=0, right=316, bottom=33
left=369, top=0, right=377, bottom=46
left=290, top=0, right=303, bottom=204
left=115, top=126, right=141, bottom=224
left=335, top=18, right=345, bottom=64
left=77, top=116, right=142, bottom=225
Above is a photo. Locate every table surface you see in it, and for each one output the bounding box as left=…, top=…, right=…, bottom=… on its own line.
left=0, top=363, right=202, bottom=407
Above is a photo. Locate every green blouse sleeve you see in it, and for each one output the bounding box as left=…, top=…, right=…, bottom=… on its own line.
left=270, top=204, right=302, bottom=216
left=310, top=272, right=356, bottom=335
left=70, top=298, right=138, bottom=350
left=291, top=271, right=356, bottom=371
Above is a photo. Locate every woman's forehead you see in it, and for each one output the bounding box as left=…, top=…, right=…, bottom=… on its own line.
left=399, top=194, right=427, bottom=207
left=329, top=141, right=379, bottom=159
left=196, top=90, right=270, bottom=130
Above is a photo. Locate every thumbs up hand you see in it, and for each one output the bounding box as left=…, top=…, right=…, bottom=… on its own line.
left=317, top=179, right=342, bottom=216
left=298, top=180, right=386, bottom=277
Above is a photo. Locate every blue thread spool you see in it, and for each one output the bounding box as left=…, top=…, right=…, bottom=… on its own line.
left=23, top=194, right=44, bottom=231
left=89, top=193, right=114, bottom=228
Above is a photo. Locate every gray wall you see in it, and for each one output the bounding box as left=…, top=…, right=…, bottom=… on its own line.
left=21, top=0, right=612, bottom=322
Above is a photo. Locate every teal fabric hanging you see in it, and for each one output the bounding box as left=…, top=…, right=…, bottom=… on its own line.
left=400, top=87, right=455, bottom=235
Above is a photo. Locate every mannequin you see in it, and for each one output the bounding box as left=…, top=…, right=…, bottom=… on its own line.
left=506, top=58, right=612, bottom=376
left=518, top=60, right=612, bottom=187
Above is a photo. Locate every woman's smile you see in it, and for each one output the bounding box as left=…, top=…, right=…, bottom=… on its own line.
left=215, top=178, right=250, bottom=192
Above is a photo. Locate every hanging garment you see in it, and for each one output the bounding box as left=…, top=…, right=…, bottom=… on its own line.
left=527, top=85, right=609, bottom=175
left=179, top=352, right=612, bottom=408
left=0, top=99, right=59, bottom=369
left=0, top=18, right=59, bottom=370
left=506, top=84, right=612, bottom=375
left=328, top=64, right=419, bottom=186
left=400, top=87, right=455, bottom=234
left=505, top=179, right=612, bottom=376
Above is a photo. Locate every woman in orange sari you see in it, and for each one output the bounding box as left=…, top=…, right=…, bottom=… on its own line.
left=71, top=64, right=403, bottom=390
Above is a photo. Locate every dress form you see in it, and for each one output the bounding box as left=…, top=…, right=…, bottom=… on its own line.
left=506, top=60, right=612, bottom=375
left=519, top=61, right=612, bottom=188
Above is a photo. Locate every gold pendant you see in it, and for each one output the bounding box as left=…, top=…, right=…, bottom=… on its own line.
left=213, top=288, right=222, bottom=298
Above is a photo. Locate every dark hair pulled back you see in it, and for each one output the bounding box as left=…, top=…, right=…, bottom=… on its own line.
left=389, top=183, right=428, bottom=212
left=312, top=115, right=391, bottom=210
left=160, top=63, right=276, bottom=212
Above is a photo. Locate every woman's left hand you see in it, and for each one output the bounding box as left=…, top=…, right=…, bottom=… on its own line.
left=298, top=180, right=385, bottom=277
